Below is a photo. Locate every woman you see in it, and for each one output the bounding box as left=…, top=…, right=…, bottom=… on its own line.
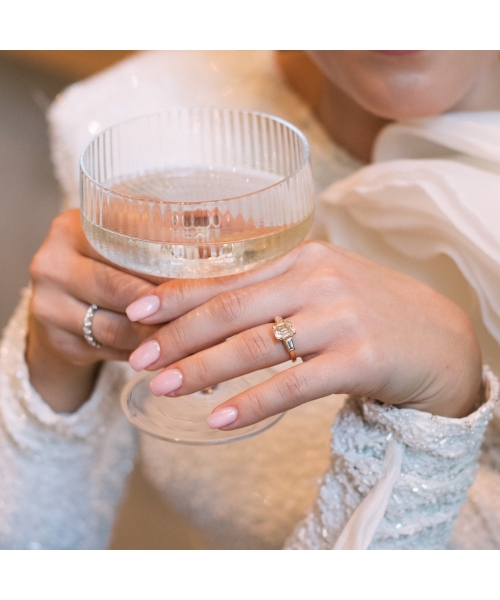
left=1, top=51, right=499, bottom=549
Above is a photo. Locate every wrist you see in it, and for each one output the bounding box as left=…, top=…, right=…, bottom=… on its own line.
left=26, top=326, right=102, bottom=413
left=429, top=366, right=483, bottom=419
left=402, top=347, right=483, bottom=419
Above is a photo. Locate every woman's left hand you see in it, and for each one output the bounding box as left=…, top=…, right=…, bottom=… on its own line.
left=126, top=241, right=482, bottom=430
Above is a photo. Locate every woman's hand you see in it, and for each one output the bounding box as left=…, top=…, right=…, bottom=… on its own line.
left=126, top=240, right=482, bottom=430
left=27, top=209, right=164, bottom=413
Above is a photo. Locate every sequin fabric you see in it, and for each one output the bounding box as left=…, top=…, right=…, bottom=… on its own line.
left=285, top=374, right=498, bottom=549
left=0, top=289, right=137, bottom=549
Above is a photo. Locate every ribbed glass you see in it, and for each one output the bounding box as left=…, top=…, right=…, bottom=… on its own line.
left=80, top=107, right=315, bottom=278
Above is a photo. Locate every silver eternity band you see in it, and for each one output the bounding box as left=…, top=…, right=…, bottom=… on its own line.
left=272, top=316, right=297, bottom=361
left=83, top=304, right=103, bottom=348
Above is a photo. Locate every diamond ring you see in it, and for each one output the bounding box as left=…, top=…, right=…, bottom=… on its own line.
left=83, top=304, right=103, bottom=348
left=272, top=316, right=297, bottom=361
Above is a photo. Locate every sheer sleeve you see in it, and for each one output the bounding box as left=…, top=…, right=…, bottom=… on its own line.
left=0, top=289, right=138, bottom=549
left=285, top=368, right=498, bottom=550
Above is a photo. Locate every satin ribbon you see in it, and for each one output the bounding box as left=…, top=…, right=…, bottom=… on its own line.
left=333, top=437, right=404, bottom=550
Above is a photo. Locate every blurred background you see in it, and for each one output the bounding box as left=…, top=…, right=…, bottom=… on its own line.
left=0, top=51, right=204, bottom=549
left=0, top=51, right=134, bottom=330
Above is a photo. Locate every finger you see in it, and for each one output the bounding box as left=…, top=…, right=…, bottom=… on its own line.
left=31, top=229, right=160, bottom=315
left=146, top=324, right=289, bottom=396
left=62, top=256, right=158, bottom=313
left=33, top=322, right=133, bottom=365
left=129, top=269, right=308, bottom=372
left=144, top=311, right=329, bottom=396
left=126, top=246, right=300, bottom=324
left=206, top=352, right=355, bottom=430
left=33, top=285, right=158, bottom=351
left=85, top=305, right=159, bottom=350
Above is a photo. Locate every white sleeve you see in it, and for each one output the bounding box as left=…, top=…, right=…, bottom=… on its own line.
left=285, top=368, right=498, bottom=550
left=0, top=289, right=138, bottom=549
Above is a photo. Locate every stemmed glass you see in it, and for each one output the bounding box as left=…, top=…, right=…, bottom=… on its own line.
left=80, top=107, right=314, bottom=444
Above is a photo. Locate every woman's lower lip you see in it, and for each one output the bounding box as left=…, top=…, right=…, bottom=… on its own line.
left=373, top=50, right=423, bottom=57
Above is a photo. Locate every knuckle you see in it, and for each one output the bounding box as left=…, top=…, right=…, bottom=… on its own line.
left=327, top=304, right=365, bottom=345
left=98, top=269, right=125, bottom=305
left=190, top=354, right=210, bottom=383
left=301, top=239, right=331, bottom=262
left=352, top=340, right=380, bottom=371
left=212, top=273, right=241, bottom=291
left=48, top=211, right=76, bottom=243
left=279, top=368, right=309, bottom=404
left=93, top=262, right=156, bottom=311
left=166, top=319, right=187, bottom=351
left=29, top=247, right=55, bottom=285
left=47, top=213, right=66, bottom=238
left=29, top=253, right=44, bottom=283
left=29, top=293, right=53, bottom=325
left=30, top=212, right=79, bottom=284
left=31, top=259, right=75, bottom=295
left=121, top=279, right=155, bottom=310
left=308, top=267, right=339, bottom=297
left=243, top=387, right=269, bottom=420
left=216, top=290, right=245, bottom=324
left=47, top=330, right=73, bottom=355
left=240, top=328, right=271, bottom=364
left=164, top=279, right=209, bottom=317
left=338, top=305, right=363, bottom=333
left=170, top=280, right=197, bottom=310
left=96, top=317, right=123, bottom=349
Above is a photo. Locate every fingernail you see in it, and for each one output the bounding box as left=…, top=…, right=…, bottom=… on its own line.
left=150, top=369, right=183, bottom=396
left=126, top=295, right=160, bottom=321
left=129, top=340, right=161, bottom=371
left=207, top=406, right=238, bottom=429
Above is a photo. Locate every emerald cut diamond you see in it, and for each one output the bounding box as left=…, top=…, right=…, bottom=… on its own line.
left=272, top=317, right=296, bottom=341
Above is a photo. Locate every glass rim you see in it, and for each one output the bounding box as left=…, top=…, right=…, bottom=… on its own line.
left=79, top=106, right=311, bottom=206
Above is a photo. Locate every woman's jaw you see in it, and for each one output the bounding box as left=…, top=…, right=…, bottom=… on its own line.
left=308, top=50, right=500, bottom=120
left=293, top=51, right=500, bottom=161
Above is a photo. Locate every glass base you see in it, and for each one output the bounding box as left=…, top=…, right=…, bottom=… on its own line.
left=120, top=368, right=284, bottom=445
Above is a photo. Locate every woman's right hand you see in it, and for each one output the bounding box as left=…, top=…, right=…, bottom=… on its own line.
left=27, top=209, right=163, bottom=413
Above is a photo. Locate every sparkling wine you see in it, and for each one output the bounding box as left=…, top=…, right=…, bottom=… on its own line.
left=82, top=167, right=314, bottom=278
left=81, top=108, right=315, bottom=444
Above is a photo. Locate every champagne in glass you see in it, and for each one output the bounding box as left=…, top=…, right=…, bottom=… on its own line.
left=81, top=108, right=315, bottom=444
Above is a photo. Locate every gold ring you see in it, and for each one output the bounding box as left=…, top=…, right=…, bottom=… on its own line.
left=272, top=316, right=297, bottom=361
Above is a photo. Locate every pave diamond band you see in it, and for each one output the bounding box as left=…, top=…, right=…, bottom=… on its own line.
left=272, top=316, right=297, bottom=361
left=83, top=304, right=103, bottom=349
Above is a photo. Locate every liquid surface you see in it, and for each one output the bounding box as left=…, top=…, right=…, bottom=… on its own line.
left=83, top=167, right=313, bottom=278
left=111, top=167, right=281, bottom=203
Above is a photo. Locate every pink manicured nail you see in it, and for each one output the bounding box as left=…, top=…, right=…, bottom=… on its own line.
left=129, top=340, right=161, bottom=371
left=126, top=295, right=160, bottom=321
left=207, top=407, right=238, bottom=429
left=150, top=369, right=183, bottom=396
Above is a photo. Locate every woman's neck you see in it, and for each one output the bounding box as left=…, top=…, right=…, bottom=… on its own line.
left=277, top=51, right=390, bottom=163
left=277, top=51, right=500, bottom=163
left=315, top=77, right=391, bottom=163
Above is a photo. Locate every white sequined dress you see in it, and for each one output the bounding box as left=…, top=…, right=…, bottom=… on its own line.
left=1, top=51, right=499, bottom=550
